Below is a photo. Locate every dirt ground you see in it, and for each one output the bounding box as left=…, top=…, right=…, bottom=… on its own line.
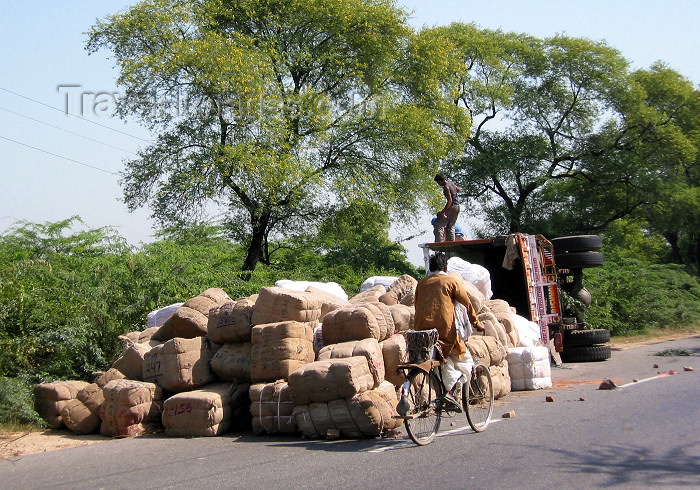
left=2, top=328, right=698, bottom=460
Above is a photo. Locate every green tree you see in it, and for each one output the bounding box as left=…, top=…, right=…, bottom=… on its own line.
left=315, top=200, right=417, bottom=274
left=407, top=25, right=700, bottom=241
left=87, top=0, right=451, bottom=273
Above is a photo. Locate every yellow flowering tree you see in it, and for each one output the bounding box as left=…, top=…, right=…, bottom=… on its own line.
left=87, top=0, right=458, bottom=271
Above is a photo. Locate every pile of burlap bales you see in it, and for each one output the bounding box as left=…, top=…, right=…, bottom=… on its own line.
left=34, top=266, right=551, bottom=441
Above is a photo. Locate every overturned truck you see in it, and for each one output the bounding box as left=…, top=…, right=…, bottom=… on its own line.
left=421, top=233, right=610, bottom=363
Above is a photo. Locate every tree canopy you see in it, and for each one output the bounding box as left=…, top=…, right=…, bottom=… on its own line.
left=407, top=24, right=699, bottom=265
left=87, top=0, right=455, bottom=272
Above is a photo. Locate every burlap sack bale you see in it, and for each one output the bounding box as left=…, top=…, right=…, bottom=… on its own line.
left=138, top=326, right=160, bottom=343
left=306, top=285, right=349, bottom=317
left=489, top=361, right=511, bottom=400
left=33, top=381, right=90, bottom=429
left=210, top=342, right=252, bottom=382
left=250, top=381, right=297, bottom=435
left=143, top=337, right=218, bottom=392
left=321, top=303, right=390, bottom=345
left=378, top=290, right=399, bottom=305
left=61, top=399, right=100, bottom=434
left=118, top=331, right=141, bottom=344
left=478, top=309, right=510, bottom=348
left=459, top=277, right=486, bottom=312
left=95, top=368, right=126, bottom=388
left=380, top=334, right=407, bottom=387
left=294, top=381, right=400, bottom=439
left=77, top=383, right=105, bottom=417
left=317, top=338, right=385, bottom=387
left=250, top=321, right=315, bottom=383
left=399, top=289, right=415, bottom=306
left=485, top=299, right=519, bottom=347
left=369, top=301, right=395, bottom=338
left=387, top=274, right=418, bottom=304
left=348, top=285, right=385, bottom=304
left=100, top=379, right=162, bottom=437
left=162, top=382, right=236, bottom=437
left=288, top=356, right=375, bottom=406
left=251, top=287, right=323, bottom=325
left=199, top=287, right=232, bottom=304
left=207, top=297, right=255, bottom=344
left=152, top=289, right=231, bottom=342
left=388, top=304, right=414, bottom=333
left=466, top=335, right=507, bottom=366
left=466, top=336, right=490, bottom=365
left=112, top=342, right=152, bottom=381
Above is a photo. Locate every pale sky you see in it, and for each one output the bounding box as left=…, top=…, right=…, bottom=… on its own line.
left=1, top=1, right=699, bottom=266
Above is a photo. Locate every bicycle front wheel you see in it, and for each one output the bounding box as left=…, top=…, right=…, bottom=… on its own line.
left=404, top=370, right=443, bottom=446
left=464, top=363, right=494, bottom=432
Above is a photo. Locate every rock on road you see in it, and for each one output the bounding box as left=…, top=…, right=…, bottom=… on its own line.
left=1, top=335, right=699, bottom=489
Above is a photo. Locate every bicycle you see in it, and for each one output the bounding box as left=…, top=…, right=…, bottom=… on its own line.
left=396, top=329, right=494, bottom=446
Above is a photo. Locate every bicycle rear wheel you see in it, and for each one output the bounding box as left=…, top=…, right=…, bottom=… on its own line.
left=463, top=363, right=494, bottom=432
left=404, top=370, right=443, bottom=445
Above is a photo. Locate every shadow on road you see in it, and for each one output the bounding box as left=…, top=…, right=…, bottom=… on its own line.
left=536, top=441, right=700, bottom=487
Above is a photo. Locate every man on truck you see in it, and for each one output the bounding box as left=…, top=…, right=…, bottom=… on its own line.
left=414, top=251, right=483, bottom=411
left=432, top=173, right=461, bottom=242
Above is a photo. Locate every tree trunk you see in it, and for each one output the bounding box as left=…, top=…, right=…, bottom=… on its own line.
left=242, top=212, right=271, bottom=273
left=664, top=231, right=682, bottom=264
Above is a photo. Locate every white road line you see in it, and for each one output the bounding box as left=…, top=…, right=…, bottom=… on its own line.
left=368, top=419, right=502, bottom=453
left=617, top=373, right=671, bottom=388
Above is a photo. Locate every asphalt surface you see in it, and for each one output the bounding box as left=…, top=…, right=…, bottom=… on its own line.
left=1, top=336, right=698, bottom=489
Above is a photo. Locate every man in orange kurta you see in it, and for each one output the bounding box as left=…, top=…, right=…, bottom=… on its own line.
left=415, top=252, right=483, bottom=407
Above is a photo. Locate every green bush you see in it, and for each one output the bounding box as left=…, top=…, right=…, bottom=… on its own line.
left=0, top=377, right=45, bottom=427
left=584, top=257, right=700, bottom=335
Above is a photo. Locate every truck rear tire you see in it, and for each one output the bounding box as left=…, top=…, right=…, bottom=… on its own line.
left=551, top=235, right=603, bottom=253
left=563, top=328, right=611, bottom=347
left=561, top=345, right=611, bottom=363
left=554, top=251, right=604, bottom=269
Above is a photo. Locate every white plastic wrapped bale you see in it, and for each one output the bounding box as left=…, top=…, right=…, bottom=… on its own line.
left=513, top=314, right=542, bottom=347
left=250, top=381, right=297, bottom=435
left=359, top=276, right=397, bottom=292
left=275, top=280, right=349, bottom=303
left=506, top=346, right=552, bottom=390
left=447, top=257, right=493, bottom=300
left=147, top=303, right=184, bottom=328
left=294, top=381, right=400, bottom=439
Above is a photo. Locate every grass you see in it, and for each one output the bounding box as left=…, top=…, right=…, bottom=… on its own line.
left=653, top=348, right=695, bottom=357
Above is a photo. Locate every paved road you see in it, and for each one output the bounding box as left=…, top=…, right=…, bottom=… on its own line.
left=2, top=336, right=698, bottom=489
